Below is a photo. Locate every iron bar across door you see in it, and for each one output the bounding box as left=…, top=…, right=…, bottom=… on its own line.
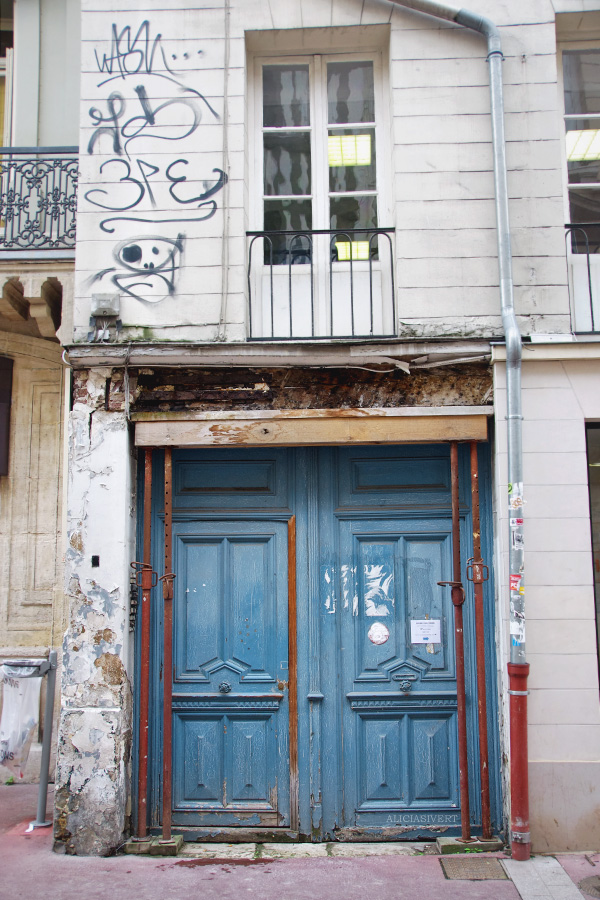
left=162, top=448, right=174, bottom=841
left=469, top=442, right=492, bottom=840
left=136, top=449, right=153, bottom=838
left=440, top=441, right=471, bottom=842
left=288, top=516, right=299, bottom=832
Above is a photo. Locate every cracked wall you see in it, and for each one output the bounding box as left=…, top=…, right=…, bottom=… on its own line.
left=54, top=369, right=136, bottom=855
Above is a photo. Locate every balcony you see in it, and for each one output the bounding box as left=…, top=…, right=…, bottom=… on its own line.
left=247, top=227, right=396, bottom=340
left=0, top=147, right=78, bottom=258
left=565, top=222, right=600, bottom=333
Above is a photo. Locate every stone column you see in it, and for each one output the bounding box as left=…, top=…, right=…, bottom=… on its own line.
left=54, top=369, right=136, bottom=855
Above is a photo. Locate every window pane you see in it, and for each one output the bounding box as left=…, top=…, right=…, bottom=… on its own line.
left=566, top=119, right=600, bottom=185
left=263, top=65, right=310, bottom=127
left=264, top=199, right=313, bottom=265
left=328, top=128, right=376, bottom=192
left=0, top=76, right=5, bottom=147
left=264, top=132, right=311, bottom=196
left=330, top=195, right=378, bottom=260
left=328, top=61, right=374, bottom=124
left=568, top=187, right=600, bottom=253
left=564, top=51, right=600, bottom=116
left=585, top=425, right=600, bottom=667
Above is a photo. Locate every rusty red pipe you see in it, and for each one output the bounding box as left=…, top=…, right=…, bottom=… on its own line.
left=450, top=441, right=471, bottom=842
left=136, top=449, right=153, bottom=838
left=469, top=442, right=492, bottom=840
left=508, top=662, right=530, bottom=859
left=162, top=448, right=174, bottom=842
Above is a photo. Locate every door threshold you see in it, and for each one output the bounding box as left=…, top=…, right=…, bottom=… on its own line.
left=130, top=839, right=441, bottom=859
left=153, top=827, right=301, bottom=843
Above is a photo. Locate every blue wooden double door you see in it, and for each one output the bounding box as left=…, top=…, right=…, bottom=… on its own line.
left=147, top=444, right=500, bottom=838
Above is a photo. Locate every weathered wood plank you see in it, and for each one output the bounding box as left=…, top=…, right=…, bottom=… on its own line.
left=135, top=413, right=489, bottom=447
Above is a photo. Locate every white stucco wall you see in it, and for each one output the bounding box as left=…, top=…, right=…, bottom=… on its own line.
left=493, top=347, right=600, bottom=852
left=70, top=0, right=575, bottom=344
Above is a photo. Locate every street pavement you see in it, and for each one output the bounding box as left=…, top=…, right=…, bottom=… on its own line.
left=0, top=785, right=596, bottom=900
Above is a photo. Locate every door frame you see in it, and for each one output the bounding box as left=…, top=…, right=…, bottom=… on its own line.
left=133, top=410, right=500, bottom=840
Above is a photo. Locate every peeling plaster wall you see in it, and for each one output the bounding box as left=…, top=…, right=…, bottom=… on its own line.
left=54, top=369, right=136, bottom=855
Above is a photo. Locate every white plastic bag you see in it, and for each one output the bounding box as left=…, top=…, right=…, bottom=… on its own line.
left=0, top=665, right=42, bottom=779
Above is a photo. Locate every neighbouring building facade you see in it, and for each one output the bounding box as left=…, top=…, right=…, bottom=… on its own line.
left=2, top=0, right=600, bottom=858
left=0, top=0, right=78, bottom=780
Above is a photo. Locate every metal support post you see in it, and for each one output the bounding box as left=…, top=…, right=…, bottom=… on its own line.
left=131, top=448, right=155, bottom=839
left=161, top=447, right=175, bottom=843
left=467, top=442, right=492, bottom=840
left=30, top=650, right=57, bottom=829
left=438, top=442, right=471, bottom=843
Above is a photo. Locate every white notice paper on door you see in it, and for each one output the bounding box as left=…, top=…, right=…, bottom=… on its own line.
left=410, top=619, right=441, bottom=644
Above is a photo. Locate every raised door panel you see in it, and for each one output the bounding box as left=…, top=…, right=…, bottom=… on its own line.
left=338, top=517, right=459, bottom=829
left=170, top=519, right=289, bottom=827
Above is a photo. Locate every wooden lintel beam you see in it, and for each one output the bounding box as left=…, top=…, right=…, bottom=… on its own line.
left=135, top=414, right=488, bottom=447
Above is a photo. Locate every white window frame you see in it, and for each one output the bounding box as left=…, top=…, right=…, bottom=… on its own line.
left=248, top=49, right=394, bottom=339
left=558, top=42, right=600, bottom=333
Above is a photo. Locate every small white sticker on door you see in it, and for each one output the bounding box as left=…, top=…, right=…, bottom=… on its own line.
left=368, top=622, right=390, bottom=645
left=410, top=619, right=441, bottom=644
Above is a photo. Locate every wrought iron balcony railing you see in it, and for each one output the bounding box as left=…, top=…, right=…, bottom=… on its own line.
left=0, top=147, right=78, bottom=257
left=247, top=228, right=396, bottom=340
left=565, top=222, right=600, bottom=333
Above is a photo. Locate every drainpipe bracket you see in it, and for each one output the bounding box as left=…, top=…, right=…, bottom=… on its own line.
left=511, top=831, right=531, bottom=843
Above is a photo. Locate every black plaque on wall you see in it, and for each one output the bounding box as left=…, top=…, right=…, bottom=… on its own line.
left=0, top=357, right=13, bottom=476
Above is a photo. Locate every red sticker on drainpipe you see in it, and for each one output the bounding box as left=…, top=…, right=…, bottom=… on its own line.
left=510, top=574, right=521, bottom=591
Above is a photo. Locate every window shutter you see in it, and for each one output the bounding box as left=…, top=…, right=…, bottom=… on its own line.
left=0, top=357, right=13, bottom=476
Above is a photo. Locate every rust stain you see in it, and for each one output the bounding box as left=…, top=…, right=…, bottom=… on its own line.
left=94, top=652, right=127, bottom=686
left=93, top=628, right=116, bottom=645
left=69, top=531, right=83, bottom=552
left=175, top=859, right=276, bottom=868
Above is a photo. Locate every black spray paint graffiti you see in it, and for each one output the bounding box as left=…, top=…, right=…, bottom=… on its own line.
left=87, top=21, right=227, bottom=304
left=92, top=235, right=185, bottom=303
left=94, top=20, right=214, bottom=105
left=87, top=86, right=203, bottom=157
left=85, top=159, right=227, bottom=232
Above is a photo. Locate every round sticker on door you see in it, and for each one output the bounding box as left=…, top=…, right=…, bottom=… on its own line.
left=368, top=622, right=390, bottom=645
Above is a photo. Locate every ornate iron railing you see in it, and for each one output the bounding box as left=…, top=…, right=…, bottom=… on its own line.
left=565, top=222, right=600, bottom=333
left=0, top=147, right=78, bottom=254
left=247, top=227, right=396, bottom=340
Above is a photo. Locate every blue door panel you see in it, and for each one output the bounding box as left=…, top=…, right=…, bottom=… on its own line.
left=405, top=537, right=454, bottom=678
left=172, top=448, right=291, bottom=509
left=144, top=443, right=501, bottom=838
left=169, top=518, right=290, bottom=827
left=409, top=716, right=453, bottom=801
left=228, top=717, right=271, bottom=803
left=361, top=717, right=403, bottom=803
left=336, top=446, right=455, bottom=509
left=176, top=715, right=222, bottom=805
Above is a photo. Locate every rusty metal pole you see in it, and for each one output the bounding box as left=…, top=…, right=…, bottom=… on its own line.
left=468, top=442, right=492, bottom=840
left=136, top=449, right=154, bottom=838
left=451, top=443, right=471, bottom=842
left=508, top=661, right=530, bottom=859
left=439, top=442, right=471, bottom=842
left=161, top=448, right=174, bottom=842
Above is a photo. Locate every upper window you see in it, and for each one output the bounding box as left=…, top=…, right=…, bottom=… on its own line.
left=563, top=50, right=600, bottom=252
left=249, top=52, right=395, bottom=340
left=261, top=57, right=379, bottom=263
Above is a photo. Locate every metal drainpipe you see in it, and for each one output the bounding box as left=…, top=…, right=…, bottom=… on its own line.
left=385, top=0, right=529, bottom=860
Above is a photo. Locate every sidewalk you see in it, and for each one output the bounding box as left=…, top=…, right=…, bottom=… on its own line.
left=0, top=785, right=596, bottom=900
